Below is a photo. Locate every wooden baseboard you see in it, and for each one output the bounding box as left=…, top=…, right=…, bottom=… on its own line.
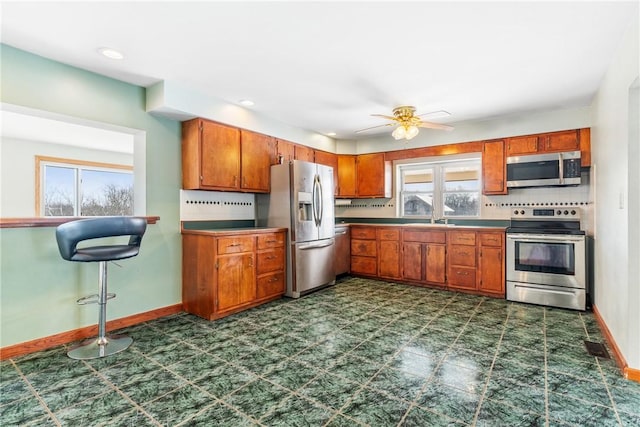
left=592, top=304, right=640, bottom=383
left=0, top=303, right=183, bottom=360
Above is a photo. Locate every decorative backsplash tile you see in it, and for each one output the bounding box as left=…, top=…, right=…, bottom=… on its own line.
left=180, top=190, right=256, bottom=220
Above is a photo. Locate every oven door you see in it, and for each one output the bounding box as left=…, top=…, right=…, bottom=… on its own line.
left=506, top=233, right=586, bottom=289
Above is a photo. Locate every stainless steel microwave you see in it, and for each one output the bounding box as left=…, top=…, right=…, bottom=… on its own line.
left=506, top=151, right=581, bottom=188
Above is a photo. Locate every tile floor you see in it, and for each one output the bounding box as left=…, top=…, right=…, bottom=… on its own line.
left=2, top=277, right=639, bottom=426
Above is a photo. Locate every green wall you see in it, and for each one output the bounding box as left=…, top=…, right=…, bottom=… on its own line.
left=0, top=45, right=182, bottom=347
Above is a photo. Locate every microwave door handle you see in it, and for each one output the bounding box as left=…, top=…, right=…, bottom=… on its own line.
left=559, top=152, right=564, bottom=184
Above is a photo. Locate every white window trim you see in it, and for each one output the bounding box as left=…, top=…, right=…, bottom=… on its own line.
left=395, top=154, right=482, bottom=219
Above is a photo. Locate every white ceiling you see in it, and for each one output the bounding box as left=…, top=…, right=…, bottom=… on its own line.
left=1, top=1, right=637, bottom=140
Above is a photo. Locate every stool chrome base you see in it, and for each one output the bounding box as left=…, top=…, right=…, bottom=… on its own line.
left=67, top=334, right=133, bottom=360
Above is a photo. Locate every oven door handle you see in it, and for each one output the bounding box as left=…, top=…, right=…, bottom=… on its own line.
left=512, top=284, right=577, bottom=296
left=507, top=234, right=585, bottom=243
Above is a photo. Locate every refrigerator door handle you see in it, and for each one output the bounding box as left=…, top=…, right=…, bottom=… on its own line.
left=298, top=240, right=334, bottom=250
left=312, top=174, right=323, bottom=227
left=317, top=174, right=323, bottom=226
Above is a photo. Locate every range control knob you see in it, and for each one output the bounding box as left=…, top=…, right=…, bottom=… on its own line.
left=571, top=210, right=576, bottom=215
left=520, top=210, right=525, bottom=215
left=564, top=210, right=569, bottom=215
left=514, top=210, right=519, bottom=215
left=557, top=210, right=562, bottom=215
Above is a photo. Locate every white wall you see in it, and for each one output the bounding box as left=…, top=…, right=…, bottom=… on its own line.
left=591, top=14, right=639, bottom=369
left=0, top=137, right=133, bottom=217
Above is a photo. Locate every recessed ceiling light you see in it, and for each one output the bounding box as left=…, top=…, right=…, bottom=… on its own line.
left=98, top=47, right=124, bottom=60
left=239, top=99, right=254, bottom=107
left=327, top=132, right=337, bottom=136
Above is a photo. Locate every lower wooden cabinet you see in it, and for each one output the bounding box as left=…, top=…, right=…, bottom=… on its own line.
left=349, top=225, right=506, bottom=298
left=182, top=229, right=286, bottom=320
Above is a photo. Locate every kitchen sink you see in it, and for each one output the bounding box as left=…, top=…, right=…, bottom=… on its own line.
left=404, top=223, right=456, bottom=227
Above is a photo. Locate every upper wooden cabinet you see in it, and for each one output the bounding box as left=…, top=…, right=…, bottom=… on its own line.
left=182, top=118, right=273, bottom=193
left=275, top=139, right=295, bottom=163
left=356, top=153, right=392, bottom=198
left=314, top=150, right=339, bottom=195
left=294, top=145, right=314, bottom=162
left=506, top=129, right=584, bottom=159
left=337, top=155, right=357, bottom=198
left=482, top=139, right=507, bottom=195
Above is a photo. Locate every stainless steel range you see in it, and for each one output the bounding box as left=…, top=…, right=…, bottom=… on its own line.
left=506, top=207, right=586, bottom=311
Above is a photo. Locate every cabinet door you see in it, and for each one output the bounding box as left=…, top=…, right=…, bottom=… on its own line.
left=478, top=246, right=505, bottom=295
left=482, top=140, right=507, bottom=195
left=276, top=139, right=295, bottom=163
left=425, top=244, right=446, bottom=284
left=402, top=242, right=423, bottom=281
left=315, top=150, right=339, bottom=195
left=357, top=153, right=390, bottom=198
left=216, top=253, right=255, bottom=311
left=201, top=120, right=241, bottom=189
left=337, top=155, right=357, bottom=198
left=240, top=130, right=274, bottom=192
left=506, top=135, right=538, bottom=156
left=294, top=145, right=314, bottom=162
left=256, top=272, right=285, bottom=300
left=543, top=130, right=579, bottom=152
left=378, top=239, right=401, bottom=279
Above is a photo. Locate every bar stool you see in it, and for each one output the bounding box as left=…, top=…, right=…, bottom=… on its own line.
left=55, top=217, right=147, bottom=360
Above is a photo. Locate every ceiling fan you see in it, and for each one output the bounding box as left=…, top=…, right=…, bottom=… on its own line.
left=356, top=106, right=454, bottom=140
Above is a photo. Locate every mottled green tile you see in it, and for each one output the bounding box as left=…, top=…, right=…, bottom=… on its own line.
left=348, top=339, right=398, bottom=363
left=443, top=347, right=494, bottom=371
left=208, top=337, right=259, bottom=362
left=367, top=367, right=426, bottom=402
left=619, top=409, right=640, bottom=427
left=141, top=384, right=214, bottom=425
left=259, top=394, right=335, bottom=426
left=118, top=368, right=186, bottom=405
left=546, top=356, right=606, bottom=382
left=298, top=372, right=362, bottom=410
left=547, top=371, right=613, bottom=407
left=475, top=398, right=545, bottom=426
left=168, top=352, right=223, bottom=382
left=0, top=374, right=31, bottom=406
left=434, top=361, right=487, bottom=395
left=144, top=340, right=202, bottom=366
left=225, top=378, right=290, bottom=420
left=233, top=348, right=283, bottom=375
left=37, top=371, right=109, bottom=412
left=415, top=381, right=480, bottom=424
left=181, top=401, right=257, bottom=426
left=484, top=376, right=546, bottom=415
left=53, top=390, right=136, bottom=426
left=490, top=357, right=545, bottom=388
left=340, top=388, right=411, bottom=426
left=263, top=359, right=320, bottom=391
left=0, top=396, right=47, bottom=426
left=388, top=349, right=439, bottom=379
left=609, top=385, right=640, bottom=417
left=330, top=353, right=382, bottom=384
left=496, top=342, right=546, bottom=367
left=258, top=334, right=311, bottom=357
left=295, top=344, right=344, bottom=369
left=100, top=357, right=162, bottom=386
left=193, top=362, right=256, bottom=398
left=12, top=347, right=78, bottom=376
left=106, top=409, right=157, bottom=427
left=24, top=362, right=94, bottom=393
left=547, top=392, right=619, bottom=426
left=401, top=405, right=466, bottom=426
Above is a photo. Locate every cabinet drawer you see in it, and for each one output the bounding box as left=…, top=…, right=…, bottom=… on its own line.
left=449, top=232, right=476, bottom=246
left=479, top=233, right=503, bottom=247
left=402, top=230, right=446, bottom=244
left=351, top=239, right=377, bottom=256
left=257, top=233, right=285, bottom=249
left=450, top=245, right=476, bottom=267
left=377, top=228, right=400, bottom=241
left=351, top=256, right=377, bottom=275
left=257, top=248, right=284, bottom=274
left=256, top=272, right=285, bottom=299
left=351, top=227, right=376, bottom=240
left=449, top=267, right=476, bottom=289
left=217, top=236, right=255, bottom=254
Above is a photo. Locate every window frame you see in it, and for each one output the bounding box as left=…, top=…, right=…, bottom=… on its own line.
left=35, top=155, right=133, bottom=217
left=396, top=156, right=482, bottom=219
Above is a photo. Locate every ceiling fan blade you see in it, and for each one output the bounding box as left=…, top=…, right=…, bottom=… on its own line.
left=370, top=114, right=398, bottom=120
left=355, top=123, right=394, bottom=133
left=417, top=110, right=451, bottom=119
left=418, top=121, right=454, bottom=131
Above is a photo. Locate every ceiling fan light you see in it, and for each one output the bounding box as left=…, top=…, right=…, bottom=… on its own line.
left=405, top=125, right=419, bottom=140
left=392, top=126, right=406, bottom=140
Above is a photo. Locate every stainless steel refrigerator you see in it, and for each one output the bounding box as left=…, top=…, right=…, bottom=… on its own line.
left=257, top=160, right=335, bottom=298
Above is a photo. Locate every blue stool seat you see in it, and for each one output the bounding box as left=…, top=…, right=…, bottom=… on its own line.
left=56, top=217, right=146, bottom=360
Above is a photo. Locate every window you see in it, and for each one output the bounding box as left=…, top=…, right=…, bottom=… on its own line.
left=37, top=156, right=133, bottom=216
left=398, top=158, right=481, bottom=218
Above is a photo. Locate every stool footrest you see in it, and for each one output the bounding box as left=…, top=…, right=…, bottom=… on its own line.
left=76, top=293, right=116, bottom=305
